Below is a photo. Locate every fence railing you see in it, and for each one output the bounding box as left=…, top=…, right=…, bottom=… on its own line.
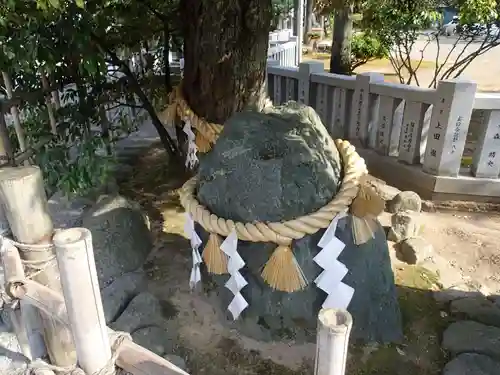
left=267, top=59, right=500, bottom=201
left=268, top=39, right=298, bottom=68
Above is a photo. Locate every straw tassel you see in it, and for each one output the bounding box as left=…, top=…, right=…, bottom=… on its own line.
left=350, top=182, right=385, bottom=245
left=195, top=131, right=212, bottom=153
left=261, top=244, right=308, bottom=292
left=202, top=233, right=228, bottom=274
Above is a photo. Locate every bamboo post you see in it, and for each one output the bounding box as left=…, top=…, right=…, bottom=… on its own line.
left=40, top=71, right=57, bottom=135
left=53, top=228, right=111, bottom=375
left=0, top=166, right=77, bottom=366
left=6, top=279, right=190, bottom=375
left=314, top=309, right=353, bottom=375
left=1, top=240, right=33, bottom=359
left=1, top=72, right=27, bottom=152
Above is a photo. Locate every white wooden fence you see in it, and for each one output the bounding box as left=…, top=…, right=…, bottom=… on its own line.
left=267, top=59, right=500, bottom=201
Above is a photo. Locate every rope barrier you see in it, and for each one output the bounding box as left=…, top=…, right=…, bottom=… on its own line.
left=179, top=139, right=367, bottom=245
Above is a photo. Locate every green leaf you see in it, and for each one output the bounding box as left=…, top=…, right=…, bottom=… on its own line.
left=76, top=0, right=85, bottom=9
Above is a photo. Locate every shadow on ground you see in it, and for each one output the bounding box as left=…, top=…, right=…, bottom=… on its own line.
left=116, top=143, right=452, bottom=375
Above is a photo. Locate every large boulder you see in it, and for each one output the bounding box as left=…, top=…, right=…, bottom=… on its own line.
left=82, top=195, right=152, bottom=287
left=195, top=102, right=402, bottom=343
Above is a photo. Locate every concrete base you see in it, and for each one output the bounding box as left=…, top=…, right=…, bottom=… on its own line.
left=358, top=148, right=500, bottom=203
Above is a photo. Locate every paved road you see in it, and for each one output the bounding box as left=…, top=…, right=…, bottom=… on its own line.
left=410, top=34, right=500, bottom=91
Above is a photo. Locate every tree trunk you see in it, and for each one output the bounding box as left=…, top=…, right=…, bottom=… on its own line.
left=330, top=5, right=353, bottom=75
left=304, top=0, right=314, bottom=42
left=180, top=0, right=272, bottom=125
left=293, top=0, right=299, bottom=35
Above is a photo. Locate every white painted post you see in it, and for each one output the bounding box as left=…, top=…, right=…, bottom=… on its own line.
left=53, top=228, right=111, bottom=375
left=471, top=109, right=500, bottom=178
left=314, top=309, right=353, bottom=375
left=285, top=77, right=296, bottom=101
left=374, top=96, right=400, bottom=155
left=348, top=72, right=384, bottom=146
left=398, top=101, right=430, bottom=164
left=298, top=61, right=324, bottom=105
left=423, top=80, right=477, bottom=176
left=315, top=84, right=329, bottom=124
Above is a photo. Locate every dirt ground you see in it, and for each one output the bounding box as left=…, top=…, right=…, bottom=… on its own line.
left=118, top=144, right=500, bottom=375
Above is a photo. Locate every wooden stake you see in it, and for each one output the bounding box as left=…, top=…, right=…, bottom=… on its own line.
left=1, top=72, right=27, bottom=152
left=53, top=228, right=111, bottom=375
left=314, top=309, right=353, bottom=375
left=0, top=166, right=77, bottom=366
left=40, top=71, right=57, bottom=135
left=0, top=111, right=13, bottom=165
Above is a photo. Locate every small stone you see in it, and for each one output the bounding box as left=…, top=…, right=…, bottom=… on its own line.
left=387, top=211, right=421, bottom=242
left=396, top=237, right=433, bottom=265
left=442, top=321, right=500, bottom=359
left=164, top=354, right=187, bottom=371
left=101, top=270, right=147, bottom=324
left=450, top=297, right=500, bottom=328
left=131, top=326, right=174, bottom=356
left=443, top=353, right=500, bottom=375
left=387, top=191, right=422, bottom=213
left=111, top=292, right=163, bottom=333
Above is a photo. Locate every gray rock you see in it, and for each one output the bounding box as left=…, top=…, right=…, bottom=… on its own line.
left=396, top=237, right=433, bottom=265
left=197, top=102, right=342, bottom=222
left=82, top=195, right=152, bottom=287
left=434, top=287, right=484, bottom=304
left=164, top=354, right=187, bottom=371
left=387, top=191, right=422, bottom=213
left=387, top=211, right=421, bottom=242
left=442, top=321, right=500, bottom=359
left=131, top=326, right=174, bottom=356
left=492, top=296, right=500, bottom=308
left=111, top=292, right=163, bottom=333
left=101, top=270, right=147, bottom=324
left=196, top=103, right=402, bottom=344
left=451, top=297, right=500, bottom=328
left=443, top=353, right=500, bottom=375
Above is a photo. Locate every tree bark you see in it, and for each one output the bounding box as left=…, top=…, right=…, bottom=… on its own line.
left=304, top=0, right=314, bottom=41
left=330, top=5, right=354, bottom=75
left=180, top=0, right=272, bottom=125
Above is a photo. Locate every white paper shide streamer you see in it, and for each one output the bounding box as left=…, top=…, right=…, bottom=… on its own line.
left=184, top=213, right=202, bottom=289
left=220, top=230, right=249, bottom=319
left=183, top=120, right=198, bottom=169
left=314, top=212, right=355, bottom=309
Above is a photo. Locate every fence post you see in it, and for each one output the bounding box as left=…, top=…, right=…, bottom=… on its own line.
left=314, top=309, right=353, bottom=375
left=422, top=79, right=476, bottom=176
left=0, top=166, right=77, bottom=366
left=348, top=72, right=384, bottom=146
left=266, top=59, right=280, bottom=100
left=53, top=228, right=111, bottom=375
left=471, top=109, right=500, bottom=178
left=297, top=61, right=323, bottom=105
